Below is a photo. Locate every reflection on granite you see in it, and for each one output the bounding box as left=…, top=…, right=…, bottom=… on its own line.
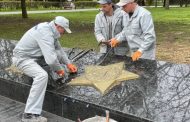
left=0, top=39, right=31, bottom=83
left=0, top=39, right=190, bottom=122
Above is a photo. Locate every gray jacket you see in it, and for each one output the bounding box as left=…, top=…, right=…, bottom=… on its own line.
left=117, top=5, right=156, bottom=59
left=13, top=21, right=71, bottom=71
left=94, top=5, right=128, bottom=55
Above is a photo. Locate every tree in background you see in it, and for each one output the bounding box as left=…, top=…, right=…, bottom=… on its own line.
left=155, top=0, right=158, bottom=7
left=165, top=0, right=169, bottom=9
left=185, top=0, right=188, bottom=7
left=180, top=0, right=184, bottom=7
left=180, top=0, right=189, bottom=7
left=137, top=0, right=145, bottom=6
left=146, top=0, right=153, bottom=6
left=21, top=0, right=28, bottom=18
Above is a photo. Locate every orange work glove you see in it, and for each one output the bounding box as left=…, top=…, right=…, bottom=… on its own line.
left=67, top=64, right=77, bottom=73
left=132, top=51, right=142, bottom=61
left=109, top=38, right=119, bottom=47
left=56, top=70, right=64, bottom=77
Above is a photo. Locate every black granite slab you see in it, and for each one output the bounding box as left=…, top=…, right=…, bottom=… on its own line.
left=0, top=39, right=190, bottom=122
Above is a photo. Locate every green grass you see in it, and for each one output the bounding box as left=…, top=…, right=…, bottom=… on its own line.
left=0, top=7, right=190, bottom=50
left=147, top=7, right=190, bottom=24
left=0, top=11, right=99, bottom=49
left=149, top=7, right=190, bottom=43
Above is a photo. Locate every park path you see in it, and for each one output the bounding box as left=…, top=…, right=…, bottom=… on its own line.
left=0, top=8, right=98, bottom=15
left=0, top=6, right=180, bottom=15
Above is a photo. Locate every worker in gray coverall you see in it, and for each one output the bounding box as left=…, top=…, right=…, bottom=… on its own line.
left=94, top=0, right=129, bottom=56
left=12, top=16, right=77, bottom=122
left=110, top=0, right=156, bottom=61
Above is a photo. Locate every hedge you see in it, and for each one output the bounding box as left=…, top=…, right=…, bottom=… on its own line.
left=0, top=1, right=99, bottom=10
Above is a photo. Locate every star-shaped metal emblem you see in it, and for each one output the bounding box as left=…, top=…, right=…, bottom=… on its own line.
left=68, top=62, right=139, bottom=95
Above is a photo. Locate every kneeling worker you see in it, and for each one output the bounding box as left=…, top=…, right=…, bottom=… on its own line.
left=12, top=16, right=77, bottom=122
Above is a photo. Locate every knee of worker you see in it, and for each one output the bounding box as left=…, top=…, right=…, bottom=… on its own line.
left=99, top=45, right=107, bottom=54
left=35, top=71, right=48, bottom=84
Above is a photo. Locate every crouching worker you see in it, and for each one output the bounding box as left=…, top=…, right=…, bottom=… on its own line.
left=12, top=16, right=77, bottom=122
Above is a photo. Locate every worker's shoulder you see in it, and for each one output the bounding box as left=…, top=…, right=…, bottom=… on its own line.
left=138, top=6, right=151, bottom=16
left=95, top=11, right=104, bottom=18
left=37, top=22, right=53, bottom=36
left=38, top=22, right=51, bottom=31
left=114, top=7, right=123, bottom=17
left=114, top=5, right=122, bottom=12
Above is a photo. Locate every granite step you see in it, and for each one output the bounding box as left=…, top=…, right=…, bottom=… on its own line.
left=0, top=95, right=74, bottom=122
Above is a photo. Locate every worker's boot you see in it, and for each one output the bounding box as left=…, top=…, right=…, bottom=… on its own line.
left=21, top=113, right=47, bottom=122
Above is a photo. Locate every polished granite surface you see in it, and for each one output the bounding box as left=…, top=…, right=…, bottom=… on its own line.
left=0, top=39, right=190, bottom=122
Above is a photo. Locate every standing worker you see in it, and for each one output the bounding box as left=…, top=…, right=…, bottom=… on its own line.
left=110, top=0, right=156, bottom=61
left=12, top=16, right=77, bottom=122
left=94, top=0, right=129, bottom=57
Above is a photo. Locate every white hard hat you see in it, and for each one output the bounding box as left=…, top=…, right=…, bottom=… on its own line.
left=54, top=16, right=72, bottom=33
left=117, top=0, right=134, bottom=7
left=97, top=0, right=112, bottom=4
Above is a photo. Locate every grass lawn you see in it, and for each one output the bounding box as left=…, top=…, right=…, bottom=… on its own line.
left=0, top=7, right=190, bottom=63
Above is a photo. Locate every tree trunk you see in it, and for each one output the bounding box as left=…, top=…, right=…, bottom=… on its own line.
left=155, top=0, right=158, bottom=7
left=142, top=0, right=145, bottom=6
left=163, top=0, right=166, bottom=7
left=21, top=0, right=28, bottom=18
left=180, top=0, right=183, bottom=7
left=165, top=0, right=169, bottom=9
left=185, top=0, right=188, bottom=7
